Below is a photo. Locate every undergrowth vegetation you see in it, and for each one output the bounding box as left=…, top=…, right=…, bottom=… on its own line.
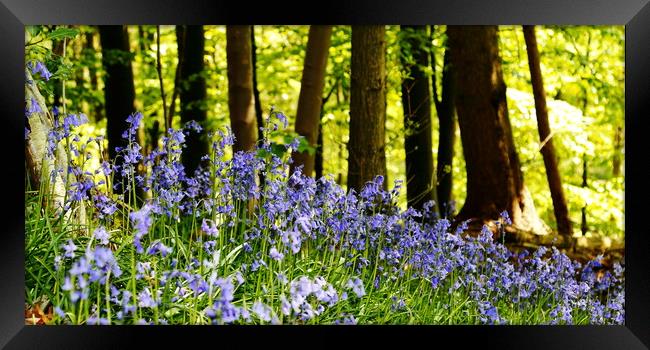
left=25, top=67, right=624, bottom=324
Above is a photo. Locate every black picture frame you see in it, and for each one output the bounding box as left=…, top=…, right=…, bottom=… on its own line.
left=1, top=0, right=648, bottom=348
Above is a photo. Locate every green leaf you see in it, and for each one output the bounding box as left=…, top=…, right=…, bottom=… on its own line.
left=46, top=28, right=79, bottom=41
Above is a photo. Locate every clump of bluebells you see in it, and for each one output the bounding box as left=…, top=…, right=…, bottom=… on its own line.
left=25, top=71, right=624, bottom=324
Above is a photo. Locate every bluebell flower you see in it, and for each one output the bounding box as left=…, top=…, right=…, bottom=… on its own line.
left=201, top=219, right=219, bottom=237
left=63, top=240, right=77, bottom=258
left=269, top=247, right=284, bottom=261
left=252, top=301, right=272, bottom=322
left=93, top=226, right=110, bottom=245
left=30, top=61, right=52, bottom=81
left=346, top=277, right=365, bottom=298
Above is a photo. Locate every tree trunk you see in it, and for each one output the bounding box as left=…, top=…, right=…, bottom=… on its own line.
left=226, top=26, right=258, bottom=152
left=291, top=25, right=333, bottom=177
left=25, top=69, right=68, bottom=213
left=433, top=33, right=457, bottom=218
left=251, top=26, right=264, bottom=143
left=178, top=25, right=209, bottom=175
left=99, top=25, right=137, bottom=195
left=400, top=25, right=435, bottom=211
left=613, top=125, right=622, bottom=177
left=523, top=25, right=573, bottom=237
left=251, top=26, right=266, bottom=188
left=85, top=30, right=103, bottom=122
left=52, top=38, right=64, bottom=108
left=581, top=153, right=588, bottom=236
left=447, top=25, right=548, bottom=235
left=348, top=25, right=387, bottom=192
left=315, top=120, right=324, bottom=180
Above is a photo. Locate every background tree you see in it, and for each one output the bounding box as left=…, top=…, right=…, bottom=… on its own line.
left=98, top=25, right=137, bottom=195
left=447, top=25, right=548, bottom=235
left=523, top=25, right=573, bottom=236
left=291, top=25, right=333, bottom=177
left=226, top=25, right=258, bottom=152
left=400, top=25, right=435, bottom=210
left=348, top=25, right=387, bottom=192
left=178, top=25, right=209, bottom=175
left=431, top=27, right=457, bottom=218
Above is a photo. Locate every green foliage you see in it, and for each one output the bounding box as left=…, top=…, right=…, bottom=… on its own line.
left=28, top=25, right=624, bottom=238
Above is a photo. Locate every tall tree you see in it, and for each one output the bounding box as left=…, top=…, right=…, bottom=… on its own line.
left=400, top=25, right=435, bottom=210
left=348, top=26, right=387, bottom=192
left=178, top=25, right=209, bottom=175
left=226, top=26, right=258, bottom=152
left=432, top=28, right=457, bottom=218
left=251, top=26, right=264, bottom=145
left=523, top=25, right=573, bottom=236
left=447, top=25, right=547, bottom=235
left=291, top=25, right=333, bottom=177
left=84, top=30, right=103, bottom=121
left=99, top=25, right=137, bottom=195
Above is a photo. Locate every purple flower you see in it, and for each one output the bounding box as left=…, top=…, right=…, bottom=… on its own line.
left=201, top=219, right=219, bottom=237
left=63, top=240, right=77, bottom=258
left=93, top=226, right=110, bottom=245
left=269, top=247, right=284, bottom=261
left=346, top=277, right=365, bottom=298
left=147, top=240, right=173, bottom=257
left=137, top=287, right=159, bottom=308
left=130, top=204, right=154, bottom=253
left=30, top=61, right=52, bottom=81
left=252, top=301, right=272, bottom=322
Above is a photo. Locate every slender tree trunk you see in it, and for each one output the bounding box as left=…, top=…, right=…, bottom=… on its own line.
left=613, top=125, right=622, bottom=177
left=292, top=25, right=333, bottom=177
left=251, top=26, right=264, bottom=143
left=99, top=25, right=137, bottom=195
left=178, top=25, right=209, bottom=175
left=226, top=26, right=258, bottom=152
left=523, top=25, right=573, bottom=237
left=348, top=26, right=387, bottom=192
left=169, top=25, right=186, bottom=124
left=433, top=32, right=457, bottom=218
left=447, top=25, right=548, bottom=235
left=250, top=26, right=266, bottom=188
left=400, top=25, right=435, bottom=211
left=52, top=38, right=64, bottom=108
left=581, top=153, right=588, bottom=236
left=315, top=120, right=324, bottom=179
left=85, top=30, right=103, bottom=122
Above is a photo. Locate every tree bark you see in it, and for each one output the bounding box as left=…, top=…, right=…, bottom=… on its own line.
left=226, top=26, right=258, bottom=152
left=613, top=125, right=622, bottom=177
left=400, top=25, right=435, bottom=211
left=432, top=29, right=457, bottom=218
left=251, top=26, right=266, bottom=188
left=291, top=25, right=333, bottom=177
left=523, top=25, right=573, bottom=237
left=178, top=25, right=209, bottom=175
left=251, top=26, right=264, bottom=144
left=99, top=25, right=137, bottom=195
left=25, top=69, right=68, bottom=213
left=348, top=25, right=387, bottom=192
left=447, top=25, right=548, bottom=235
left=84, top=30, right=103, bottom=122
